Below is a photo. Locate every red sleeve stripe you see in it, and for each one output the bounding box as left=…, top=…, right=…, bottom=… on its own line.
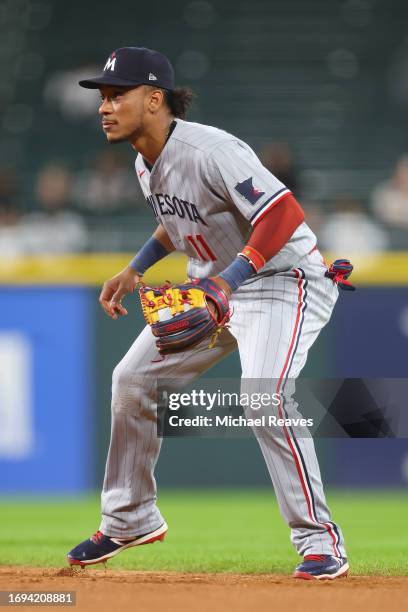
left=250, top=188, right=291, bottom=226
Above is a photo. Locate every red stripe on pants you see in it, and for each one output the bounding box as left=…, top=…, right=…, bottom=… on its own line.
left=276, top=269, right=339, bottom=556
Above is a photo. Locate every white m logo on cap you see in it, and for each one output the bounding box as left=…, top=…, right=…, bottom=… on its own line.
left=104, top=56, right=116, bottom=72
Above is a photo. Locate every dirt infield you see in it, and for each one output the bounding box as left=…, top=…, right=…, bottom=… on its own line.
left=1, top=567, right=407, bottom=612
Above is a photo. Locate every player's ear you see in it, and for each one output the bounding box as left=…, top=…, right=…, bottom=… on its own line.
left=145, top=86, right=165, bottom=114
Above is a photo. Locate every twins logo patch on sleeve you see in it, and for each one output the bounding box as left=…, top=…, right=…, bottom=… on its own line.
left=234, top=177, right=265, bottom=205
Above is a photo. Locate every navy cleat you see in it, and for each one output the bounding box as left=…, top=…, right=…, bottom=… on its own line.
left=293, top=554, right=349, bottom=580
left=66, top=522, right=168, bottom=567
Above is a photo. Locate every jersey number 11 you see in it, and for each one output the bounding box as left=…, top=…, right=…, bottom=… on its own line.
left=186, top=234, right=217, bottom=262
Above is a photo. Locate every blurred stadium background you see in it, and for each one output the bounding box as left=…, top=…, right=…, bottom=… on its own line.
left=1, top=0, right=408, bottom=500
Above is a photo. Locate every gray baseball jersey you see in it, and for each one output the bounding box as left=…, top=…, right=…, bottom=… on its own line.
left=135, top=119, right=316, bottom=279
left=100, top=119, right=346, bottom=560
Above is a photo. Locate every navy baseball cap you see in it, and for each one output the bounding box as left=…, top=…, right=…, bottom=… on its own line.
left=79, top=47, right=175, bottom=90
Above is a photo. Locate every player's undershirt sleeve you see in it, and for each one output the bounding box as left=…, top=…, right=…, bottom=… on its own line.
left=207, top=139, right=292, bottom=225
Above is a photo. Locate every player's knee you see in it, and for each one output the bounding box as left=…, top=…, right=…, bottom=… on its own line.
left=112, top=358, right=142, bottom=387
left=112, top=361, right=128, bottom=392
left=111, top=361, right=152, bottom=403
left=111, top=367, right=156, bottom=418
left=111, top=364, right=140, bottom=415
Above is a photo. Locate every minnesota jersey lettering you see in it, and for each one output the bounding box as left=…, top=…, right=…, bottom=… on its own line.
left=146, top=193, right=207, bottom=226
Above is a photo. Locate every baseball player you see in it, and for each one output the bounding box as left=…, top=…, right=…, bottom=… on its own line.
left=67, top=47, right=350, bottom=580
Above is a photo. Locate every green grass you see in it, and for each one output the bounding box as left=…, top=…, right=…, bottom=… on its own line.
left=0, top=490, right=407, bottom=575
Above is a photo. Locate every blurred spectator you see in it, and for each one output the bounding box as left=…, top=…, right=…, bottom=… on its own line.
left=0, top=203, right=26, bottom=257
left=0, top=166, right=18, bottom=208
left=371, top=155, right=408, bottom=228
left=319, top=196, right=389, bottom=254
left=73, top=150, right=141, bottom=213
left=20, top=162, right=88, bottom=253
left=302, top=201, right=325, bottom=236
left=260, top=142, right=299, bottom=194
left=0, top=167, right=26, bottom=257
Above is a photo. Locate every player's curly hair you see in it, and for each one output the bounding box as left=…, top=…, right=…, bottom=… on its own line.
left=164, top=87, right=195, bottom=119
left=146, top=85, right=195, bottom=119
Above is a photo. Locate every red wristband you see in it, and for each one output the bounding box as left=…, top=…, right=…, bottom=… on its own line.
left=238, top=246, right=266, bottom=272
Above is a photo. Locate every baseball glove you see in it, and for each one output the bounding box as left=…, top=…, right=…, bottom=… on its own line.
left=139, top=278, right=231, bottom=354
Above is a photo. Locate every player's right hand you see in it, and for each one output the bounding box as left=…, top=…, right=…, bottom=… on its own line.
left=99, top=267, right=142, bottom=320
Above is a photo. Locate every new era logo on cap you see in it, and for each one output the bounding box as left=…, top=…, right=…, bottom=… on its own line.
left=235, top=177, right=265, bottom=205
left=149, top=72, right=157, bottom=81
